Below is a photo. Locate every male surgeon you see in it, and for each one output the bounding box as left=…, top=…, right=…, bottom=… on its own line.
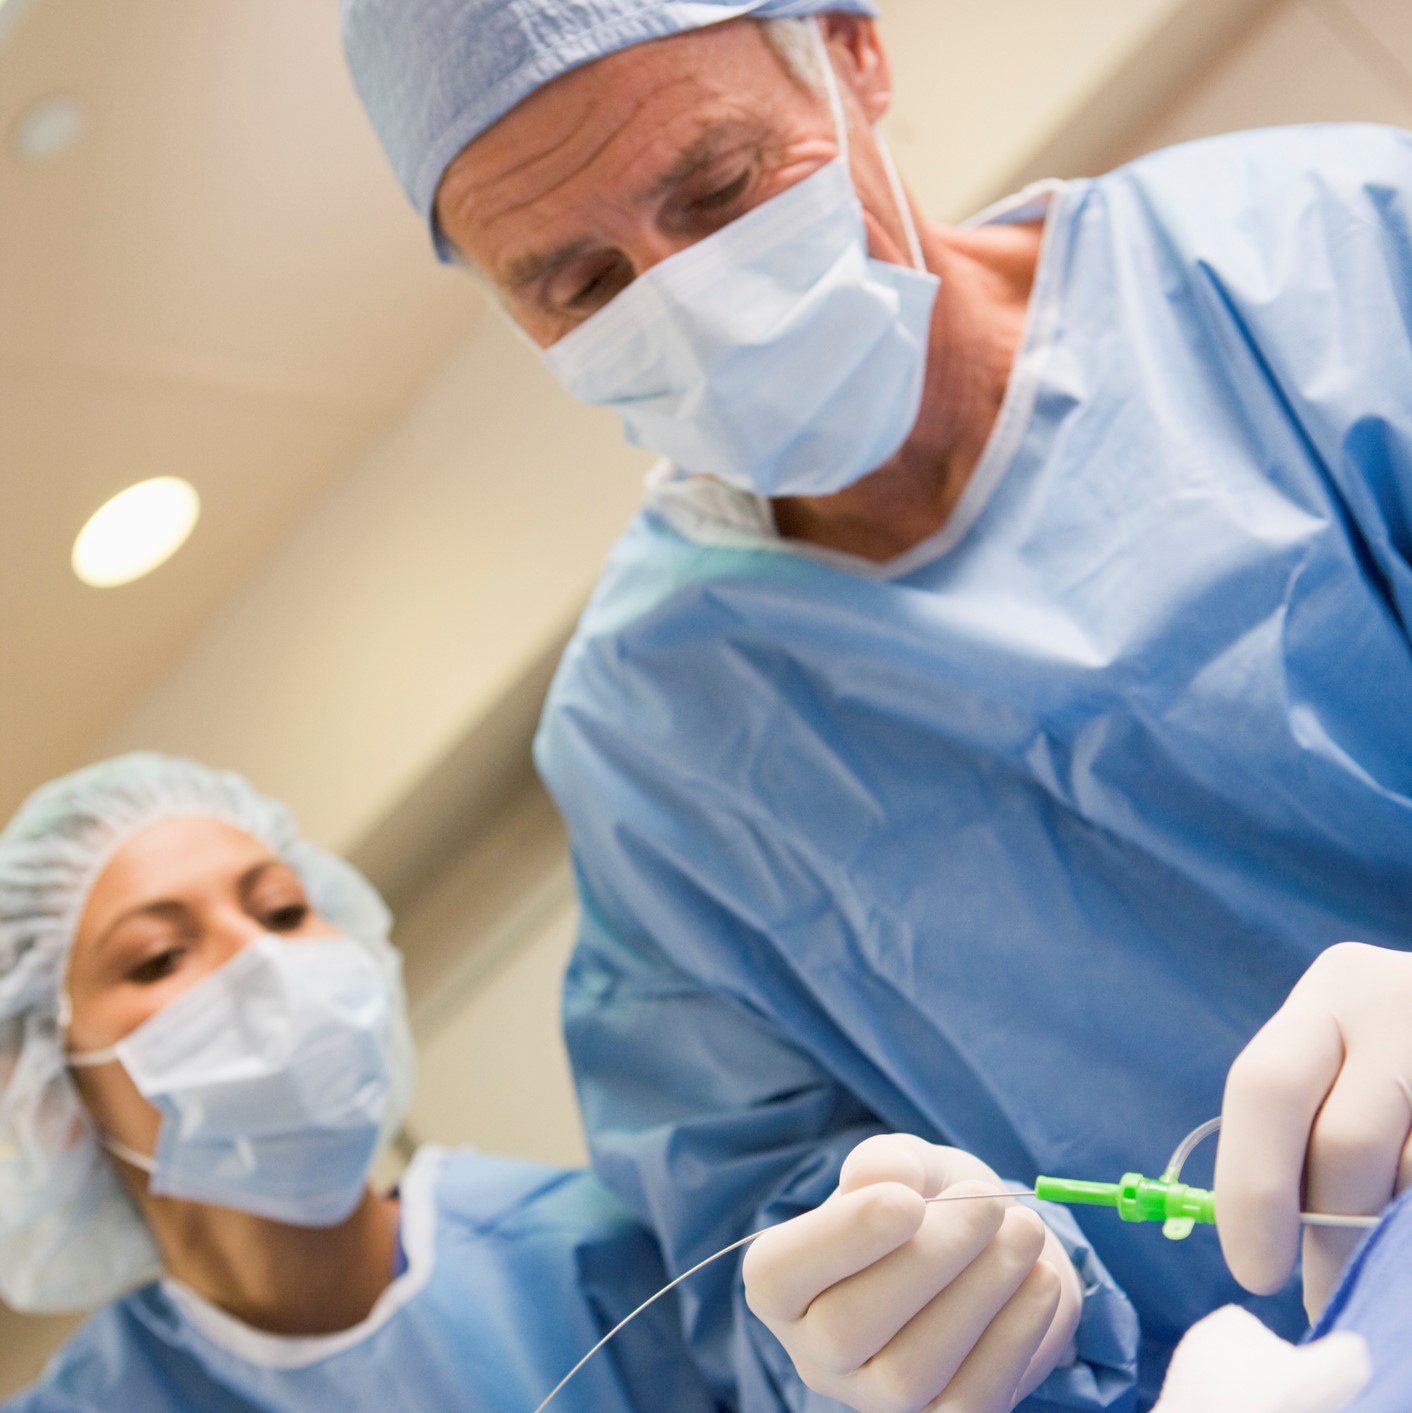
left=341, top=3, right=1412, bottom=1408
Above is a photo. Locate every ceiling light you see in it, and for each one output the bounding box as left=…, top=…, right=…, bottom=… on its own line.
left=72, top=478, right=201, bottom=589
left=12, top=94, right=83, bottom=163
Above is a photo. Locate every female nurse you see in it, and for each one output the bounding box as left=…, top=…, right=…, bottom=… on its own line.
left=0, top=753, right=718, bottom=1412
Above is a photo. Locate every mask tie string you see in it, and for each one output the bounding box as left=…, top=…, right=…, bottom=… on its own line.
left=810, top=19, right=927, bottom=273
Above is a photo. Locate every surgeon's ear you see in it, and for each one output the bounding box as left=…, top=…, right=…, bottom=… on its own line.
left=822, top=17, right=893, bottom=125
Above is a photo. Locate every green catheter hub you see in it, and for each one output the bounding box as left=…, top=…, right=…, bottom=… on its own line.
left=1035, top=1173, right=1215, bottom=1240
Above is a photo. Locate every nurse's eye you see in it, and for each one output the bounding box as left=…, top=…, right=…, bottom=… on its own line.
left=265, top=903, right=310, bottom=932
left=128, top=948, right=187, bottom=985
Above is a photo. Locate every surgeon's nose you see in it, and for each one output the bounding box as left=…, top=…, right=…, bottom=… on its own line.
left=627, top=225, right=703, bottom=278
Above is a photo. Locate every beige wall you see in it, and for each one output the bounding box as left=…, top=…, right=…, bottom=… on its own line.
left=98, top=323, right=651, bottom=861
left=0, top=1312, right=82, bottom=1399
left=1118, top=0, right=1412, bottom=158
left=884, top=0, right=1270, bottom=213
left=406, top=877, right=585, bottom=1168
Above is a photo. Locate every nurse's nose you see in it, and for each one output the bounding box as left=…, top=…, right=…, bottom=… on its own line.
left=206, top=912, right=272, bottom=967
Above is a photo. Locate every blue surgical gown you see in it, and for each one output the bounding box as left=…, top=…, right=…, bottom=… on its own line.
left=1313, top=1189, right=1412, bottom=1411
left=535, top=124, right=1412, bottom=1411
left=3, top=1146, right=721, bottom=1411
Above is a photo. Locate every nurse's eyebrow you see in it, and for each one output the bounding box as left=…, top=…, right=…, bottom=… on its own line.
left=91, top=858, right=285, bottom=954
left=235, top=858, right=292, bottom=904
left=92, top=900, right=188, bottom=955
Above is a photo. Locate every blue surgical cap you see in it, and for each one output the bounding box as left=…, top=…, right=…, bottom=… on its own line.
left=341, top=0, right=878, bottom=260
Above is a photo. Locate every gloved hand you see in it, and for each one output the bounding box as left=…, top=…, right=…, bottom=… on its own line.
left=1215, top=942, right=1412, bottom=1319
left=742, top=1134, right=1082, bottom=1412
left=1152, top=1306, right=1370, bottom=1413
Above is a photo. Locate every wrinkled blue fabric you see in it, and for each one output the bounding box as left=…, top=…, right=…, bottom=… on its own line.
left=4, top=1147, right=721, bottom=1413
left=1311, top=1189, right=1412, bottom=1411
left=340, top=0, right=877, bottom=258
left=536, top=124, right=1412, bottom=1411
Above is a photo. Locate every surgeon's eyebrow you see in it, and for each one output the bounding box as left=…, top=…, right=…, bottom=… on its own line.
left=502, top=120, right=769, bottom=292
left=505, top=238, right=598, bottom=293
left=650, top=120, right=766, bottom=198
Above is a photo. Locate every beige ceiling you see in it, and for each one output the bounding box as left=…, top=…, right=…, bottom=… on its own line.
left=0, top=0, right=481, bottom=816
left=2, top=0, right=1409, bottom=841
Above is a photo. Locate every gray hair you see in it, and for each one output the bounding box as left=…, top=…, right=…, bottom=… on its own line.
left=760, top=17, right=828, bottom=91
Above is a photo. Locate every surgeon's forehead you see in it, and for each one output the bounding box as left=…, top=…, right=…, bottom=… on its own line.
left=435, top=21, right=802, bottom=262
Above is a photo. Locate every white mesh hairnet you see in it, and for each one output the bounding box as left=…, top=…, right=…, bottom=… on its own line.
left=0, top=752, right=416, bottom=1313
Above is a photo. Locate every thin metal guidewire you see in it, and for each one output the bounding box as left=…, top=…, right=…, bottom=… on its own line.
left=532, top=1178, right=1380, bottom=1409
left=532, top=1190, right=1036, bottom=1412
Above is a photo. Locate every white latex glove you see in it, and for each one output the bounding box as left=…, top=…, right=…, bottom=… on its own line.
left=1215, top=942, right=1412, bottom=1319
left=1152, top=1306, right=1369, bottom=1413
left=742, top=1135, right=1082, bottom=1413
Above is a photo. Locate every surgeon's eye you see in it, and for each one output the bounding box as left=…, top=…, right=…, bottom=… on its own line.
left=557, top=256, right=633, bottom=314
left=128, top=948, right=187, bottom=986
left=687, top=170, right=751, bottom=216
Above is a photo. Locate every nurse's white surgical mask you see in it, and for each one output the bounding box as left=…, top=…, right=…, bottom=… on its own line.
left=69, top=934, right=396, bottom=1227
left=543, top=21, right=940, bottom=499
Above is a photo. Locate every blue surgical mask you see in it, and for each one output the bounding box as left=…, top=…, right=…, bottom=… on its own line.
left=69, top=934, right=397, bottom=1227
left=542, top=22, right=941, bottom=499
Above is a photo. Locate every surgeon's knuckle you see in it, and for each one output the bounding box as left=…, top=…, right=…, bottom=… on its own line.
left=1221, top=1174, right=1285, bottom=1225
left=741, top=1244, right=784, bottom=1323
left=1000, top=1267, right=1064, bottom=1363
left=1237, top=1257, right=1293, bottom=1300
left=851, top=1133, right=916, bottom=1168
left=865, top=1360, right=936, bottom=1413
left=1309, top=1112, right=1381, bottom=1174
left=859, top=1182, right=926, bottom=1244
left=799, top=1365, right=839, bottom=1401
left=804, top=1299, right=875, bottom=1376
left=842, top=1134, right=926, bottom=1191
left=947, top=1177, right=1004, bottom=1203
left=995, top=1207, right=1047, bottom=1269
left=1047, top=1258, right=1083, bottom=1342
left=943, top=1180, right=1007, bottom=1240
left=1311, top=941, right=1373, bottom=978
left=1225, top=1048, right=1303, bottom=1108
left=1019, top=1258, right=1063, bottom=1313
left=962, top=1204, right=1007, bottom=1252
